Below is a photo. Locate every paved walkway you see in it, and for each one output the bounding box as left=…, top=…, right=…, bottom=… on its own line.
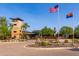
left=0, top=40, right=79, bottom=56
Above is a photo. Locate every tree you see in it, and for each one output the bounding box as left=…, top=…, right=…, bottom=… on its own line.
left=59, top=26, right=73, bottom=38
left=0, top=16, right=9, bottom=40
left=41, top=26, right=55, bottom=36
left=54, top=27, right=56, bottom=37
left=74, top=25, right=79, bottom=38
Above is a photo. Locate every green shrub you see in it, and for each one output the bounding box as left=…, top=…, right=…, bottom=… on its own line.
left=40, top=41, right=49, bottom=46
left=64, top=40, right=69, bottom=43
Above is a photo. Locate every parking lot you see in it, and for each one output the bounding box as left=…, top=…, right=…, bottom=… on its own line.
left=0, top=41, right=79, bottom=56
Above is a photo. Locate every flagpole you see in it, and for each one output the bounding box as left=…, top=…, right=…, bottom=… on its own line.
left=49, top=5, right=59, bottom=40
left=72, top=12, right=74, bottom=47
left=57, top=6, right=59, bottom=40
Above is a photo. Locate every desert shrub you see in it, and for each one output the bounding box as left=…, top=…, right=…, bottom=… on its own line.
left=64, top=39, right=69, bottom=43
left=31, top=44, right=39, bottom=47
left=54, top=40, right=61, bottom=47
left=53, top=40, right=60, bottom=43
left=74, top=39, right=79, bottom=43
left=0, top=36, right=6, bottom=40
left=56, top=43, right=60, bottom=47
left=19, top=39, right=24, bottom=42
left=35, top=39, right=41, bottom=44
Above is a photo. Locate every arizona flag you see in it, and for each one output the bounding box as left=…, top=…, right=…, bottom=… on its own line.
left=49, top=5, right=58, bottom=13
left=66, top=12, right=73, bottom=18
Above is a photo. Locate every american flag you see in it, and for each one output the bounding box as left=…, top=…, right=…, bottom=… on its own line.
left=49, top=5, right=58, bottom=13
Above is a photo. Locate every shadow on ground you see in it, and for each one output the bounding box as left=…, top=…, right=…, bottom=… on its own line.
left=68, top=48, right=79, bottom=51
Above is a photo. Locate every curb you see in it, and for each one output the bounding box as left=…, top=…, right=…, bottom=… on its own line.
left=0, top=42, right=26, bottom=44
left=24, top=45, right=79, bottom=50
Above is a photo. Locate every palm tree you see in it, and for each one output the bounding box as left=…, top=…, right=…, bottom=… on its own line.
left=21, top=23, right=30, bottom=39
left=21, top=23, right=30, bottom=31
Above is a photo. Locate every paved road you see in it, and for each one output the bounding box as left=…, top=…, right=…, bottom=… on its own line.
left=0, top=41, right=79, bottom=56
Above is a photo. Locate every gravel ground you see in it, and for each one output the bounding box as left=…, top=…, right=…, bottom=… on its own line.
left=0, top=40, right=79, bottom=56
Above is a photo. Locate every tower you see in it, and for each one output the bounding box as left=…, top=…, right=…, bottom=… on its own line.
left=11, top=18, right=23, bottom=39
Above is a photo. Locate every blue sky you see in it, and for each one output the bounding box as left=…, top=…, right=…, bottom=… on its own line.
left=0, top=3, right=79, bottom=32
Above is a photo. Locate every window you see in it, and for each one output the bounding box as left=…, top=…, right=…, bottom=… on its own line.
left=20, top=30, right=21, bottom=32
left=14, top=24, right=17, bottom=26
left=14, top=31, right=17, bottom=33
